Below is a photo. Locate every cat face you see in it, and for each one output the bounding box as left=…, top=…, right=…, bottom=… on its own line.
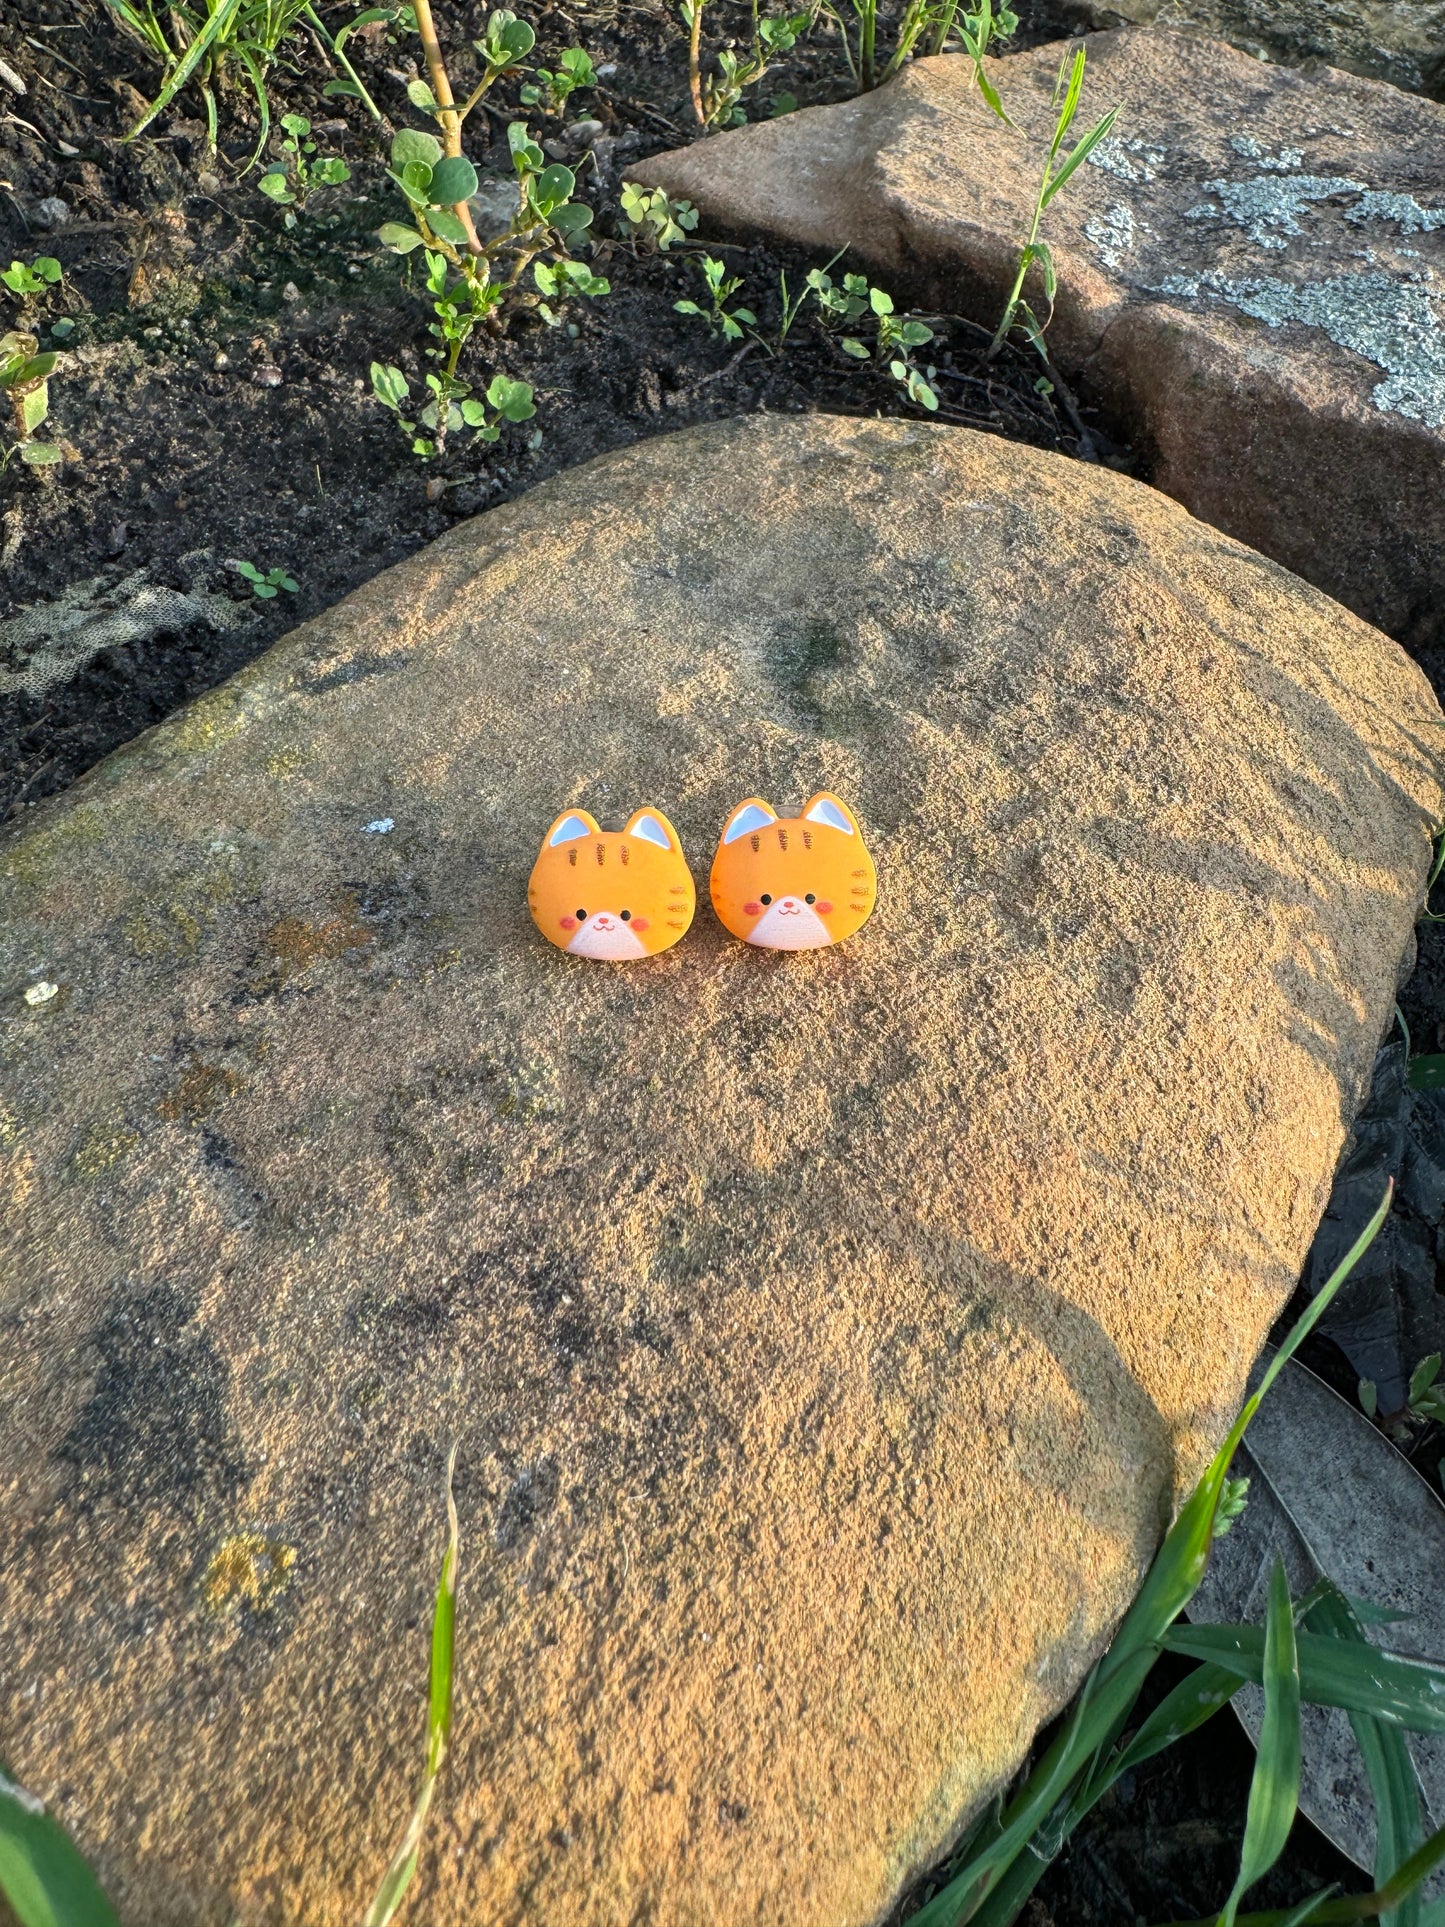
left=528, top=806, right=696, bottom=959
left=709, top=793, right=876, bottom=950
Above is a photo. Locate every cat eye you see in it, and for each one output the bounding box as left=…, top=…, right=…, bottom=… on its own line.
left=620, top=910, right=631, bottom=921
left=805, top=894, right=816, bottom=904
left=575, top=908, right=587, bottom=921
left=760, top=894, right=772, bottom=905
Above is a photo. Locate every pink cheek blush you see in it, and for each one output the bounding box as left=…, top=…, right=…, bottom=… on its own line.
left=743, top=900, right=762, bottom=916
left=815, top=900, right=833, bottom=915
left=631, top=917, right=649, bottom=932
left=560, top=916, right=577, bottom=930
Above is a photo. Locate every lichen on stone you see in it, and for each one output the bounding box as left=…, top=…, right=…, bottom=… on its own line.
left=1229, top=135, right=1303, bottom=172
left=1156, top=267, right=1445, bottom=427
left=202, top=1534, right=296, bottom=1617
left=1085, top=202, right=1137, bottom=270
left=1188, top=174, right=1367, bottom=249
left=1087, top=133, right=1167, bottom=184
left=1345, top=190, right=1445, bottom=235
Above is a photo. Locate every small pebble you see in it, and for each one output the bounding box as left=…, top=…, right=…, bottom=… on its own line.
left=213, top=350, right=230, bottom=370
left=143, top=326, right=162, bottom=340
left=252, top=364, right=282, bottom=387
left=32, top=195, right=70, bottom=229
left=425, top=477, right=446, bottom=502
left=596, top=60, right=617, bottom=75
left=24, top=981, right=58, bottom=1007
left=566, top=118, right=604, bottom=149
left=363, top=818, right=395, bottom=835
left=197, top=170, right=221, bottom=192
left=282, top=281, right=300, bottom=303
left=57, top=139, right=79, bottom=158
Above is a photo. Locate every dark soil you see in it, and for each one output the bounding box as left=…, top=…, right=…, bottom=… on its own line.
left=1, top=0, right=1442, bottom=1921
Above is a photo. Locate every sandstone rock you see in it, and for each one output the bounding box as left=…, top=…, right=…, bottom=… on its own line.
left=1, top=415, right=1441, bottom=1927
left=1044, top=0, right=1445, bottom=98
left=633, top=30, right=1445, bottom=650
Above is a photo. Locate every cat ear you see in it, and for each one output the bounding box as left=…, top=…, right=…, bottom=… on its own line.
left=721, top=798, right=778, bottom=846
left=625, top=807, right=678, bottom=852
left=545, top=808, right=599, bottom=847
left=802, top=793, right=858, bottom=836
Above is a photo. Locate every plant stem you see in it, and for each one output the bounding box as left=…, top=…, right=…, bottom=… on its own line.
left=988, top=187, right=1043, bottom=356
left=302, top=1, right=382, bottom=119
left=688, top=0, right=705, bottom=125
left=409, top=0, right=483, bottom=251
left=859, top=0, right=876, bottom=89
left=928, top=0, right=959, bottom=57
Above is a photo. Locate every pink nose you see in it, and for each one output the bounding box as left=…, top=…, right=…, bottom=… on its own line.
left=779, top=899, right=800, bottom=914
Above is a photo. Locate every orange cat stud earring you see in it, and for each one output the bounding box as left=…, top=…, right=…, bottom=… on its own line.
left=528, top=806, right=696, bottom=959
left=710, top=792, right=877, bottom=950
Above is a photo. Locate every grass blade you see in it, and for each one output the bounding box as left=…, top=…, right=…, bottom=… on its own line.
left=1162, top=1627, right=1445, bottom=1735
left=362, top=1444, right=460, bottom=1927
left=1041, top=105, right=1119, bottom=206
left=122, top=0, right=245, bottom=138
left=1304, top=1586, right=1423, bottom=1927
left=1158, top=1820, right=1445, bottom=1925
left=1220, top=1560, right=1302, bottom=1927
left=0, top=1766, right=122, bottom=1927
left=1048, top=44, right=1084, bottom=156
left=1111, top=1662, right=1244, bottom=1777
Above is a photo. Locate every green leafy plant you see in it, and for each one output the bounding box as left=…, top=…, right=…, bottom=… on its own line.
left=929, top=0, right=1015, bottom=104
left=368, top=7, right=607, bottom=448
left=0, top=331, right=64, bottom=472
left=235, top=560, right=298, bottom=598
left=371, top=358, right=534, bottom=459
left=1, top=257, right=62, bottom=305
left=683, top=0, right=812, bottom=128
left=674, top=253, right=756, bottom=340
left=98, top=0, right=361, bottom=157
left=520, top=45, right=596, bottom=114
left=619, top=183, right=700, bottom=252
left=1361, top=1353, right=1445, bottom=1429
left=990, top=43, right=1117, bottom=357
left=809, top=264, right=939, bottom=407
left=904, top=1181, right=1445, bottom=1927
left=258, top=114, right=351, bottom=225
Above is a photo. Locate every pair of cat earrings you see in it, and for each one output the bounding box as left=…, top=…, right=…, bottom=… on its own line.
left=528, top=792, right=878, bottom=960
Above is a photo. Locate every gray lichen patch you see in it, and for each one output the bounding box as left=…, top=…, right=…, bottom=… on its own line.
left=1345, top=191, right=1445, bottom=236
left=1087, top=133, right=1167, bottom=185
left=1158, top=268, right=1445, bottom=427
left=1188, top=174, right=1368, bottom=249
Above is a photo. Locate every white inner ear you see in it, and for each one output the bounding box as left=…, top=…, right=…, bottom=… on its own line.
left=548, top=813, right=593, bottom=846
left=629, top=814, right=672, bottom=851
left=723, top=803, right=777, bottom=845
left=805, top=797, right=854, bottom=835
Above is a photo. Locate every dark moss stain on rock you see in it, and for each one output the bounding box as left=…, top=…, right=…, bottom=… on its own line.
left=262, top=898, right=373, bottom=984
left=58, top=1282, right=246, bottom=1513
left=763, top=617, right=846, bottom=732
left=299, top=651, right=410, bottom=696
left=157, top=1057, right=243, bottom=1125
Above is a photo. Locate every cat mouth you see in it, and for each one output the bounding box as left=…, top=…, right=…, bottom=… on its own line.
left=567, top=917, right=648, bottom=961
left=747, top=899, right=832, bottom=951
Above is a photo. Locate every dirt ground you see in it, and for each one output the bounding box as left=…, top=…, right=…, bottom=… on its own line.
left=1, top=0, right=1442, bottom=1917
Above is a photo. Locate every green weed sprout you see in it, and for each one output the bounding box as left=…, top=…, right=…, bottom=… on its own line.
left=258, top=115, right=351, bottom=226
left=362, top=1445, right=460, bottom=1927
left=1, top=258, right=62, bottom=305
left=990, top=42, right=1117, bottom=358
left=683, top=0, right=812, bottom=128
left=0, top=331, right=64, bottom=472
left=520, top=46, right=596, bottom=115
left=371, top=358, right=535, bottom=459
left=808, top=264, right=938, bottom=407
left=235, top=561, right=298, bottom=598
left=674, top=254, right=756, bottom=340
left=619, top=184, right=700, bottom=252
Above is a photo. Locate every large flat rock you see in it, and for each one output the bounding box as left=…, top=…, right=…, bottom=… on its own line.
left=1, top=414, right=1441, bottom=1927
left=1051, top=0, right=1445, bottom=97
left=634, top=30, right=1445, bottom=650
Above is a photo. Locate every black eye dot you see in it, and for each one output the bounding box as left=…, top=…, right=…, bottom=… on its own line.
left=575, top=909, right=587, bottom=921
left=620, top=910, right=631, bottom=921
left=805, top=893, right=816, bottom=904
left=760, top=894, right=772, bottom=905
